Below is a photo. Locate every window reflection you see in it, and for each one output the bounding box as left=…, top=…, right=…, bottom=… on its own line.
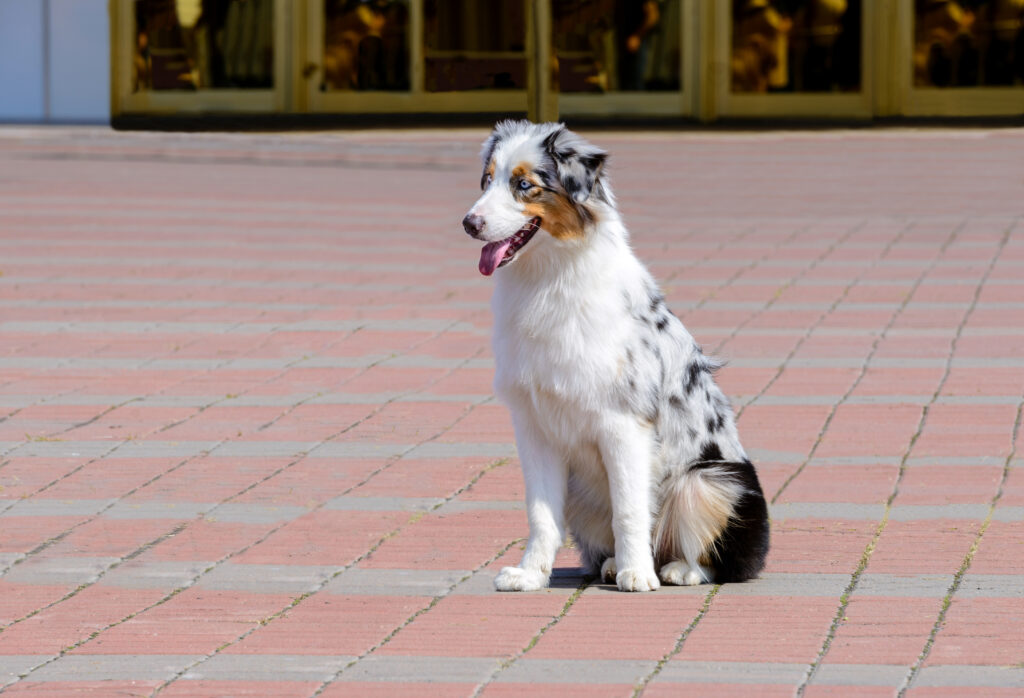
left=134, top=0, right=274, bottom=91
left=552, top=0, right=682, bottom=92
left=914, top=0, right=1024, bottom=87
left=322, top=1, right=409, bottom=91
left=731, top=0, right=861, bottom=93
left=424, top=0, right=526, bottom=91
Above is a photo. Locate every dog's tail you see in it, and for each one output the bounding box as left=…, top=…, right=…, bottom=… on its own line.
left=652, top=457, right=769, bottom=583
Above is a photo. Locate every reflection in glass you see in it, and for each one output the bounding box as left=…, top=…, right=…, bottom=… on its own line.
left=134, top=0, right=274, bottom=91
left=552, top=0, right=681, bottom=92
left=322, top=1, right=409, bottom=91
left=423, top=0, right=526, bottom=91
left=731, top=0, right=861, bottom=93
left=914, top=0, right=1024, bottom=87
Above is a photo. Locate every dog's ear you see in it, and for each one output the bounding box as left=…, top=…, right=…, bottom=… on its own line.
left=543, top=125, right=608, bottom=204
left=480, top=130, right=500, bottom=170
left=479, top=131, right=500, bottom=188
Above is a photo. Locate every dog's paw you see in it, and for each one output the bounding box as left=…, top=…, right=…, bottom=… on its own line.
left=600, top=557, right=617, bottom=583
left=616, top=567, right=660, bottom=592
left=659, top=560, right=708, bottom=586
left=494, top=566, right=547, bottom=592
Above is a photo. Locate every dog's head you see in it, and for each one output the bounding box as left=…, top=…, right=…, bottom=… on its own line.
left=462, top=120, right=609, bottom=276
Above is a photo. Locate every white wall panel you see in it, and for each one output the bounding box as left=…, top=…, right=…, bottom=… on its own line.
left=48, top=0, right=109, bottom=122
left=0, top=0, right=46, bottom=121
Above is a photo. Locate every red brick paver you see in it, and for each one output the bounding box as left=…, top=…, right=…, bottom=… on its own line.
left=1, top=125, right=1022, bottom=696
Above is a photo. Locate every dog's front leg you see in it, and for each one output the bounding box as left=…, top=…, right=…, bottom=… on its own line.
left=494, top=408, right=566, bottom=592
left=599, top=417, right=660, bottom=592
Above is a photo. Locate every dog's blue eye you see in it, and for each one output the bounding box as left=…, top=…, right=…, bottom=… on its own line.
left=518, top=179, right=533, bottom=191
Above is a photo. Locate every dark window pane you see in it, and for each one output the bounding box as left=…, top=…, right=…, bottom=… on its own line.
left=322, top=0, right=410, bottom=91
left=423, top=0, right=526, bottom=91
left=731, top=0, right=861, bottom=93
left=914, top=0, right=1024, bottom=87
left=552, top=0, right=682, bottom=93
left=134, top=0, right=274, bottom=91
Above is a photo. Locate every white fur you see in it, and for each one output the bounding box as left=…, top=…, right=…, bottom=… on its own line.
left=469, top=122, right=760, bottom=592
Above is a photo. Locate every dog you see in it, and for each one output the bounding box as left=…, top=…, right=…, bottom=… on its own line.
left=462, top=121, right=769, bottom=592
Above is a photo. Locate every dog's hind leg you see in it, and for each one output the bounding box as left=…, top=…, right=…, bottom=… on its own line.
left=494, top=407, right=567, bottom=592
left=654, top=458, right=769, bottom=584
left=658, top=559, right=709, bottom=586
left=600, top=556, right=617, bottom=582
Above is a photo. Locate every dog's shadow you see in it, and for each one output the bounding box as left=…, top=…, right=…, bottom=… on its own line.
left=549, top=567, right=599, bottom=589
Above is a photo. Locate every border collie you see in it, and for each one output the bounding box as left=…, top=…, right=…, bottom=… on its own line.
left=462, top=121, right=769, bottom=591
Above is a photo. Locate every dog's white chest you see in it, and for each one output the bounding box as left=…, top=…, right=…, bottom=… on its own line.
left=491, top=276, right=628, bottom=420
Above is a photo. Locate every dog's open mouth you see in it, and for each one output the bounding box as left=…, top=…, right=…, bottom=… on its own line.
left=478, top=217, right=541, bottom=276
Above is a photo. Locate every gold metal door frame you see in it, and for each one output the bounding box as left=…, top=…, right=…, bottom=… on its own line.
left=552, top=0, right=700, bottom=119
left=111, top=0, right=292, bottom=116
left=893, top=0, right=1024, bottom=117
left=708, top=0, right=877, bottom=120
left=302, top=0, right=531, bottom=115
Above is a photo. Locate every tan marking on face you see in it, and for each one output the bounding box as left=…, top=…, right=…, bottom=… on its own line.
left=512, top=163, right=530, bottom=179
left=524, top=191, right=587, bottom=240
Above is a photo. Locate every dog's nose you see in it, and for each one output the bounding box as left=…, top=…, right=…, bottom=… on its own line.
left=462, top=213, right=485, bottom=238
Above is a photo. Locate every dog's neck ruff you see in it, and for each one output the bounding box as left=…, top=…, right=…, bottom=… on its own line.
left=479, top=217, right=541, bottom=276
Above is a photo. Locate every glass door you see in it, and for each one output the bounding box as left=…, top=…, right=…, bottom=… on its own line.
left=114, top=0, right=288, bottom=114
left=546, top=0, right=698, bottom=118
left=897, top=0, right=1024, bottom=115
left=712, top=0, right=875, bottom=119
left=305, top=0, right=530, bottom=114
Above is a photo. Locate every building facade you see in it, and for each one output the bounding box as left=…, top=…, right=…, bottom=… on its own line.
left=3, top=1, right=1024, bottom=124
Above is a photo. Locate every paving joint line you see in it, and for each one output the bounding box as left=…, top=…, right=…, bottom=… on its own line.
left=0, top=519, right=191, bottom=633
left=6, top=311, right=359, bottom=452
left=679, top=226, right=796, bottom=321
left=0, top=440, right=227, bottom=580
left=632, top=584, right=721, bottom=696
left=897, top=389, right=1024, bottom=696
left=0, top=333, right=328, bottom=519
left=146, top=321, right=337, bottom=436
left=733, top=220, right=909, bottom=421
left=795, top=220, right=1014, bottom=695
left=0, top=325, right=382, bottom=612
left=152, top=455, right=516, bottom=696
left=709, top=222, right=859, bottom=359
left=1, top=316, right=302, bottom=461
left=1, top=311, right=489, bottom=670
left=643, top=223, right=706, bottom=284
left=653, top=226, right=754, bottom=302
left=610, top=214, right=834, bottom=697
left=469, top=577, right=593, bottom=698
left=305, top=537, right=526, bottom=698
left=771, top=220, right=963, bottom=505
left=1, top=391, right=492, bottom=692
left=252, top=318, right=461, bottom=432
left=0, top=440, right=131, bottom=516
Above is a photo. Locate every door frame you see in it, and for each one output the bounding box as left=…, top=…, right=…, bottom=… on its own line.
left=302, top=0, right=530, bottom=114
left=708, top=0, right=877, bottom=120
left=893, top=0, right=1024, bottom=117
left=111, top=0, right=291, bottom=115
left=555, top=0, right=700, bottom=119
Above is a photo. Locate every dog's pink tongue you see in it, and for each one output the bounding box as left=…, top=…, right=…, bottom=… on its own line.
left=479, top=239, right=513, bottom=276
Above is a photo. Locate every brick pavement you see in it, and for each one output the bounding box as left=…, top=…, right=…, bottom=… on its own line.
left=1, top=125, right=1023, bottom=696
